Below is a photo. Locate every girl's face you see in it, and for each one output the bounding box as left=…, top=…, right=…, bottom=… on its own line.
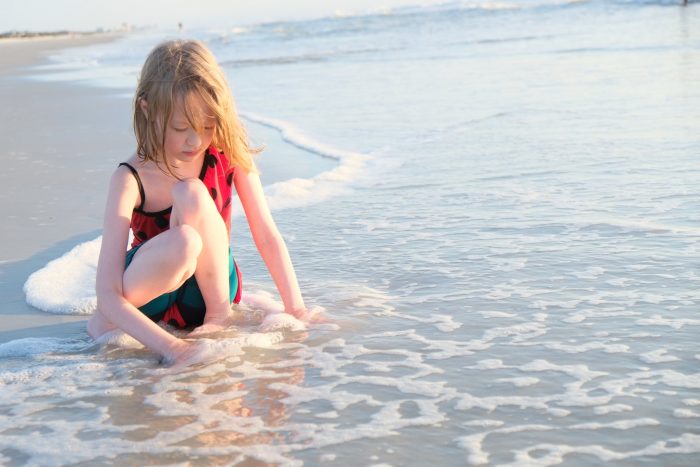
left=163, top=95, right=216, bottom=165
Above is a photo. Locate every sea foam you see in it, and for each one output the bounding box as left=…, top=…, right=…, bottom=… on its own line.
left=23, top=236, right=101, bottom=315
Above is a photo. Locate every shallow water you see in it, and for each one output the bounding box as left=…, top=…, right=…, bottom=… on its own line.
left=4, top=1, right=700, bottom=465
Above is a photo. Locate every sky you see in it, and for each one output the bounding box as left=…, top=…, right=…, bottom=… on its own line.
left=3, top=0, right=441, bottom=32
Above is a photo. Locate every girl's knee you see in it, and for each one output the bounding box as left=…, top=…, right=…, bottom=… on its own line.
left=170, top=224, right=203, bottom=266
left=172, top=179, right=221, bottom=228
left=172, top=179, right=210, bottom=211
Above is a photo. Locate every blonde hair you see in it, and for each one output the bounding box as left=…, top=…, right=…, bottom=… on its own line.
left=133, top=40, right=258, bottom=174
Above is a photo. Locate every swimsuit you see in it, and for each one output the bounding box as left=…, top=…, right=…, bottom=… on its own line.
left=119, top=146, right=242, bottom=328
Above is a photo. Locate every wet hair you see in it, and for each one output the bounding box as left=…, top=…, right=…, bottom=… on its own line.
left=133, top=39, right=258, bottom=175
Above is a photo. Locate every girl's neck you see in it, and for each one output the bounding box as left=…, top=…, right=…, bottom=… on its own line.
left=160, top=151, right=206, bottom=179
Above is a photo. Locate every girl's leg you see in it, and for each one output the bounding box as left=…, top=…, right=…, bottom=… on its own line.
left=86, top=225, right=202, bottom=339
left=121, top=225, right=203, bottom=307
left=170, top=179, right=231, bottom=323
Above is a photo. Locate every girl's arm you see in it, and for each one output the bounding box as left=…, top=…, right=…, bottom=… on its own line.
left=95, top=167, right=189, bottom=360
left=234, top=168, right=306, bottom=317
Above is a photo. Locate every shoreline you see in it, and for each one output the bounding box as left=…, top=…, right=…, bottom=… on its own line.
left=0, top=30, right=120, bottom=42
left=0, top=33, right=123, bottom=74
left=0, top=34, right=132, bottom=342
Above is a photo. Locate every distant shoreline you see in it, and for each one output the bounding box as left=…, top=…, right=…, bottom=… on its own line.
left=0, top=29, right=131, bottom=43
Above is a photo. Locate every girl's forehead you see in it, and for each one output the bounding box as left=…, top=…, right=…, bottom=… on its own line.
left=171, top=93, right=214, bottom=121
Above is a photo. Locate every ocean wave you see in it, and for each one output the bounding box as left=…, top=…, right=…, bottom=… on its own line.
left=240, top=112, right=371, bottom=212
left=218, top=47, right=390, bottom=68
left=227, top=0, right=595, bottom=49
left=0, top=337, right=89, bottom=358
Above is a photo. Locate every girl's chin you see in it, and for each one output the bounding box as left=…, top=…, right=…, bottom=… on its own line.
left=167, top=150, right=203, bottom=162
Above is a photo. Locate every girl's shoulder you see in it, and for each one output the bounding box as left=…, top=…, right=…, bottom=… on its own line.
left=115, top=154, right=145, bottom=176
left=117, top=155, right=170, bottom=184
left=112, top=154, right=138, bottom=180
left=120, top=154, right=157, bottom=173
left=111, top=154, right=162, bottom=202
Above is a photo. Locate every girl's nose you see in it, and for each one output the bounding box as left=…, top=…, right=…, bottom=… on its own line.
left=186, top=130, right=202, bottom=147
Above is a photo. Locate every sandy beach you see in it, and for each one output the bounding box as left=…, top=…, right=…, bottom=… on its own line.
left=0, top=34, right=130, bottom=342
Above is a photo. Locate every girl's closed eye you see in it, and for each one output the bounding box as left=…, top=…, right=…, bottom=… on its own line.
left=171, top=123, right=189, bottom=132
left=172, top=125, right=214, bottom=132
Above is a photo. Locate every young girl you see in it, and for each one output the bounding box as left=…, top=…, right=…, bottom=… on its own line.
left=87, top=40, right=306, bottom=365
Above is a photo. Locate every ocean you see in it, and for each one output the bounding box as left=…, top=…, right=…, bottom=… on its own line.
left=3, top=0, right=700, bottom=465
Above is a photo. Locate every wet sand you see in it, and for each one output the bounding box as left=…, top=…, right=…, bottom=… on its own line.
left=0, top=34, right=131, bottom=341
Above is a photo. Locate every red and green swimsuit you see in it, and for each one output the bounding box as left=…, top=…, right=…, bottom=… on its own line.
left=119, top=146, right=242, bottom=328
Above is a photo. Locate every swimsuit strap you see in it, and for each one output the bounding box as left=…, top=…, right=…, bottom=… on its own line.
left=118, top=162, right=146, bottom=211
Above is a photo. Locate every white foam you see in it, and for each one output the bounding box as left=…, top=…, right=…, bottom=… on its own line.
left=23, top=236, right=101, bottom=315
left=520, top=359, right=608, bottom=382
left=239, top=289, right=285, bottom=314
left=0, top=337, right=86, bottom=357
left=562, top=308, right=639, bottom=324
left=482, top=322, right=548, bottom=342
left=639, top=349, right=681, bottom=364
left=477, top=311, right=516, bottom=318
left=543, top=341, right=630, bottom=354
left=472, top=359, right=505, bottom=370
left=507, top=432, right=700, bottom=464
left=258, top=312, right=307, bottom=332
left=606, top=277, right=634, bottom=287
left=94, top=329, right=144, bottom=349
left=0, top=361, right=111, bottom=386
left=634, top=370, right=700, bottom=389
left=457, top=424, right=555, bottom=465
left=490, top=258, right=527, bottom=272
left=239, top=112, right=372, bottom=212
left=457, top=433, right=490, bottom=465
left=530, top=299, right=581, bottom=311
left=463, top=419, right=505, bottom=428
left=636, top=315, right=700, bottom=330
left=547, top=408, right=571, bottom=417
left=165, top=333, right=285, bottom=369
left=376, top=307, right=463, bottom=332
left=572, top=266, right=606, bottom=280
left=571, top=418, right=660, bottom=431
left=673, top=409, right=700, bottom=418
left=533, top=313, right=548, bottom=322
left=497, top=377, right=539, bottom=387
left=593, top=404, right=634, bottom=415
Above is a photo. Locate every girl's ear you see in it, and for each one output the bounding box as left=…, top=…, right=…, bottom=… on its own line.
left=139, top=98, right=148, bottom=118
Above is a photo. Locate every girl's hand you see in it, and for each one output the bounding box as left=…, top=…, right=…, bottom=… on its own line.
left=287, top=306, right=327, bottom=323
left=189, top=322, right=227, bottom=337
left=164, top=339, right=223, bottom=369
left=162, top=338, right=197, bottom=365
